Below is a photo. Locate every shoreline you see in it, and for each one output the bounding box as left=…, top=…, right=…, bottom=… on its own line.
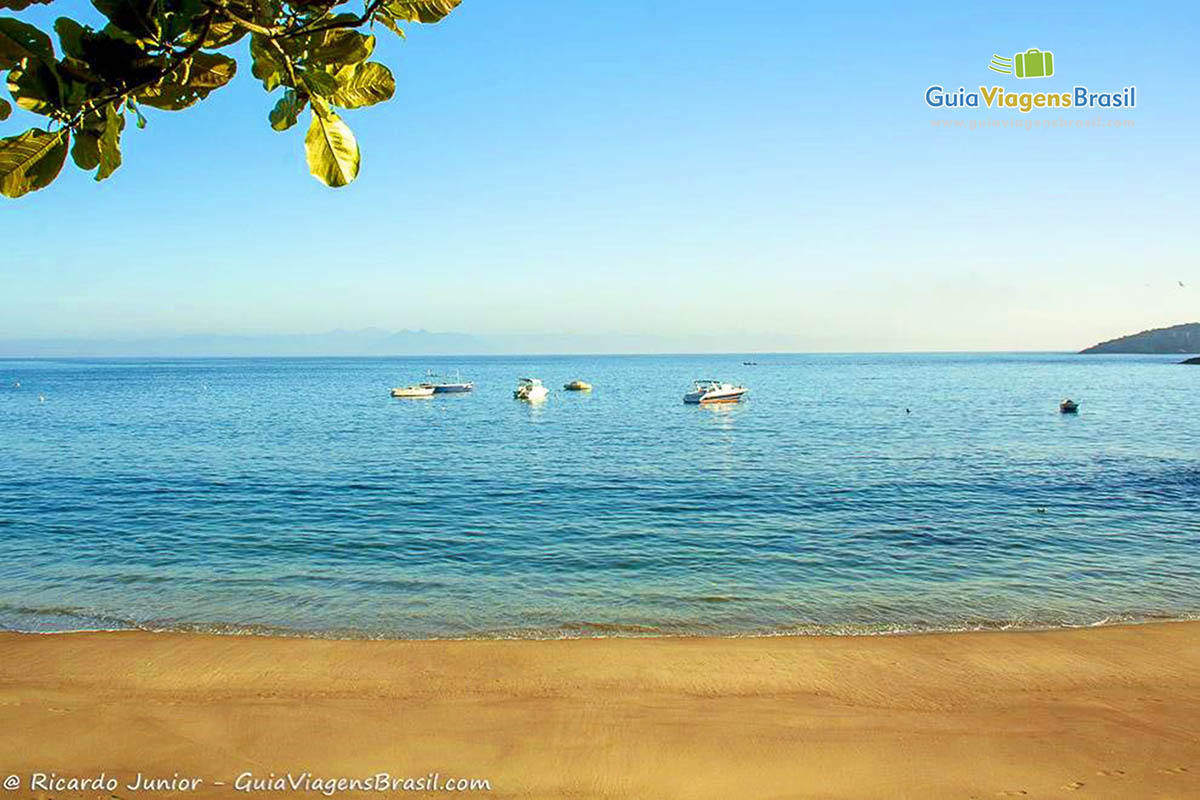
left=4, top=612, right=1197, bottom=641
left=3, top=621, right=1198, bottom=798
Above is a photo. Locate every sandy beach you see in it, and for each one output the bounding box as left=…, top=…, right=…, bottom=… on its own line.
left=1, top=623, right=1197, bottom=799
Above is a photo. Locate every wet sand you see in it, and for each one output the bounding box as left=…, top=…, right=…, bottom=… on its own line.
left=1, top=622, right=1197, bottom=798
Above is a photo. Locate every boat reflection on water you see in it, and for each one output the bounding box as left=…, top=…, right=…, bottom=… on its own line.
left=700, top=399, right=740, bottom=427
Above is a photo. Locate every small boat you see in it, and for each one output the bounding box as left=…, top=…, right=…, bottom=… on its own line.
left=514, top=377, right=549, bottom=401
left=683, top=380, right=748, bottom=404
left=563, top=380, right=592, bottom=391
left=391, top=385, right=435, bottom=398
left=1060, top=399, right=1079, bottom=414
left=420, top=370, right=474, bottom=393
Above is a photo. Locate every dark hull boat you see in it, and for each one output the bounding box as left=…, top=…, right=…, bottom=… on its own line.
left=425, top=382, right=474, bottom=393
left=420, top=370, right=474, bottom=393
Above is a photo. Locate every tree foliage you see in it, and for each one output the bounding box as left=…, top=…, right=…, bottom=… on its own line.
left=0, top=0, right=459, bottom=197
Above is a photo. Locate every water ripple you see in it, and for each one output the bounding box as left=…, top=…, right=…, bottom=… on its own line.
left=0, top=353, right=1197, bottom=637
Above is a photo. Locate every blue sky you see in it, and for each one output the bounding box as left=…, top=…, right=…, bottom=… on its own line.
left=2, top=0, right=1197, bottom=351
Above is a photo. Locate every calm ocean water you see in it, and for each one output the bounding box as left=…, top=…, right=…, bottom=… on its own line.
left=0, top=353, right=1196, bottom=638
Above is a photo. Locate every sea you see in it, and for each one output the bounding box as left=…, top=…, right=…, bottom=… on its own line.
left=0, top=353, right=1196, bottom=639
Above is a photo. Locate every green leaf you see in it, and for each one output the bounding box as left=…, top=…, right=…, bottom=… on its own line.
left=380, top=0, right=459, bottom=24
left=77, top=27, right=164, bottom=87
left=6, top=61, right=61, bottom=116
left=304, top=103, right=359, bottom=187
left=184, top=51, right=236, bottom=90
left=299, top=67, right=337, bottom=97
left=186, top=18, right=246, bottom=49
left=250, top=34, right=288, bottom=91
left=90, top=0, right=159, bottom=41
left=314, top=12, right=361, bottom=28
left=0, top=0, right=55, bottom=11
left=98, top=21, right=141, bottom=46
left=158, top=0, right=205, bottom=42
left=60, top=71, right=92, bottom=111
left=56, top=56, right=101, bottom=83
left=88, top=100, right=124, bottom=181
left=329, top=61, right=393, bottom=109
left=374, top=12, right=406, bottom=39
left=96, top=101, right=123, bottom=180
left=0, top=17, right=55, bottom=70
left=269, top=88, right=305, bottom=131
left=0, top=127, right=68, bottom=198
left=136, top=50, right=236, bottom=110
left=54, top=18, right=91, bottom=60
left=298, top=29, right=373, bottom=66
left=71, top=128, right=101, bottom=170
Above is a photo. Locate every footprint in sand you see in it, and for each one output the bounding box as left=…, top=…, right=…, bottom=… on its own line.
left=1063, top=781, right=1085, bottom=790
left=1096, top=769, right=1125, bottom=778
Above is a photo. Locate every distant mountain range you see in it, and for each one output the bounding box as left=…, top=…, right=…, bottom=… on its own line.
left=0, top=329, right=808, bottom=358
left=8, top=324, right=1197, bottom=358
left=0, top=329, right=482, bottom=358
left=1080, top=322, right=1200, bottom=354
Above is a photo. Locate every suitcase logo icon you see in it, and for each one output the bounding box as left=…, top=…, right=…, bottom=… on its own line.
left=988, top=49, right=1055, bottom=79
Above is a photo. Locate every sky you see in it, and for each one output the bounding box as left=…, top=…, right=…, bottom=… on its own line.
left=2, top=0, right=1197, bottom=353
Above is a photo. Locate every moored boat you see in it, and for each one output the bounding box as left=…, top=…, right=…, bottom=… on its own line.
left=420, top=370, right=474, bottom=393
left=563, top=380, right=592, bottom=391
left=1060, top=398, right=1079, bottom=414
left=514, top=378, right=549, bottom=402
left=683, top=380, right=748, bottom=404
left=391, top=385, right=435, bottom=398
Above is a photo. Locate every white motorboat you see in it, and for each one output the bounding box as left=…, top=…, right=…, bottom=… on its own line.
left=683, top=380, right=748, bottom=404
left=391, top=385, right=435, bottom=398
left=514, top=377, right=548, bottom=401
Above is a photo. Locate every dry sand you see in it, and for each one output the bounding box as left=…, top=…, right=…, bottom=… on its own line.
left=1, top=622, right=1197, bottom=799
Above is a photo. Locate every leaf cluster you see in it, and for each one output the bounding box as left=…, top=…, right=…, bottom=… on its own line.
left=0, top=0, right=459, bottom=197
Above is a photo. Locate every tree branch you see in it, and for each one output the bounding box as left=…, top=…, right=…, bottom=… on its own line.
left=278, top=0, right=388, bottom=39
left=204, top=0, right=283, bottom=37
left=267, top=37, right=300, bottom=88
left=65, top=10, right=216, bottom=130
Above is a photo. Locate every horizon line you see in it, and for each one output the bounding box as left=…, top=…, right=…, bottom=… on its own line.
left=0, top=349, right=1128, bottom=360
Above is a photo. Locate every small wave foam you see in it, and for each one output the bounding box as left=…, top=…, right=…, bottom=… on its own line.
left=0, top=602, right=141, bottom=633
left=3, top=609, right=1198, bottom=641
